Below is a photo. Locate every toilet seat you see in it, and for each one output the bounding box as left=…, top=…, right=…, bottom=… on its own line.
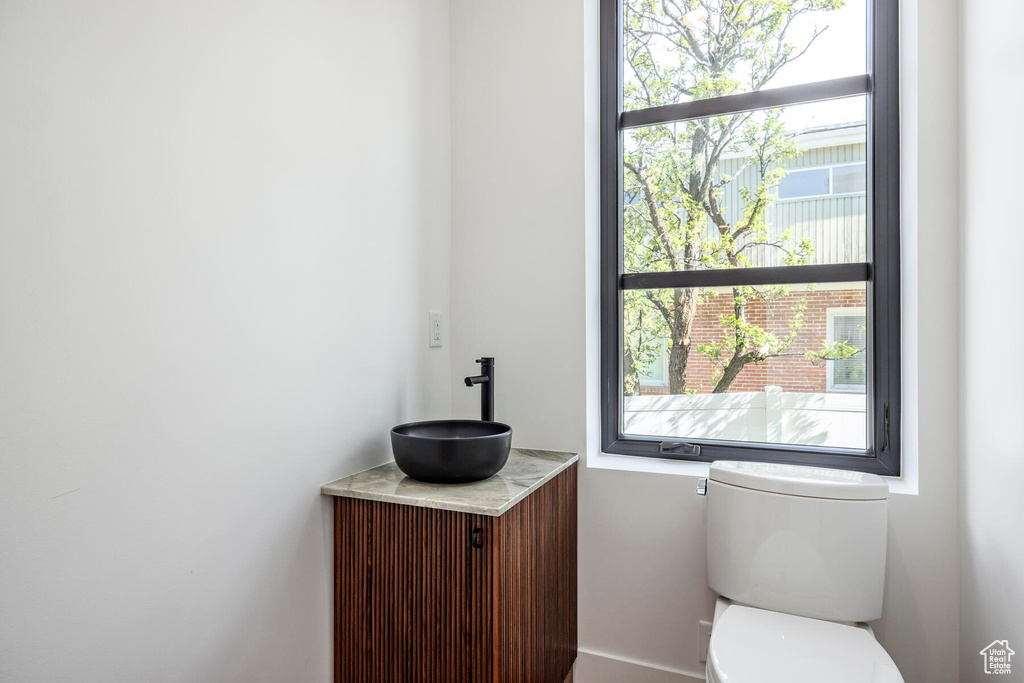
left=707, top=605, right=903, bottom=683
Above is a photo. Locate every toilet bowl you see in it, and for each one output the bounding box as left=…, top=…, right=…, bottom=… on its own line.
left=706, top=600, right=903, bottom=683
left=702, top=461, right=904, bottom=683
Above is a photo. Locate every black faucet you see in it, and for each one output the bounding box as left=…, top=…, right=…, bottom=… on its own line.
left=464, top=357, right=494, bottom=422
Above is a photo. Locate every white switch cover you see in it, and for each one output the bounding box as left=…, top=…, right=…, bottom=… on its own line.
left=429, top=310, right=443, bottom=348
left=698, top=620, right=712, bottom=663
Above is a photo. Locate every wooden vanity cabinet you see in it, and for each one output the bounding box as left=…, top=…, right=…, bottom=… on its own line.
left=333, top=463, right=577, bottom=682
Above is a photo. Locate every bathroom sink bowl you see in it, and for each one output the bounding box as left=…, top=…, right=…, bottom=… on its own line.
left=390, top=419, right=513, bottom=484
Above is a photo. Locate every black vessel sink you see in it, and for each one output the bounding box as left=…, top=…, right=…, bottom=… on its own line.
left=390, top=420, right=513, bottom=484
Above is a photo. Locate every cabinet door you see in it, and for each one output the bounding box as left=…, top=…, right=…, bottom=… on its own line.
left=494, top=463, right=578, bottom=682
left=335, top=498, right=497, bottom=683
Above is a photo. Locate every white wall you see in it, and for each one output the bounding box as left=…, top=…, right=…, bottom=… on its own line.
left=450, top=0, right=962, bottom=681
left=0, top=1, right=451, bottom=681
left=0, top=0, right=977, bottom=679
left=959, top=1, right=1024, bottom=680
left=449, top=0, right=588, bottom=444
left=868, top=3, right=962, bottom=680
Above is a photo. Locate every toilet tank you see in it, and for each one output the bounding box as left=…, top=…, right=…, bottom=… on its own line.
left=706, top=461, right=889, bottom=623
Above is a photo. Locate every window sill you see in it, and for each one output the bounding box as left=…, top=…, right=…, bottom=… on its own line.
left=587, top=449, right=917, bottom=495
left=589, top=450, right=711, bottom=477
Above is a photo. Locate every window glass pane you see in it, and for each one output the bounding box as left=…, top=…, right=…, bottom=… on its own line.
left=623, top=0, right=867, bottom=111
left=623, top=282, right=867, bottom=449
left=624, top=97, right=867, bottom=272
left=779, top=168, right=830, bottom=199
left=832, top=163, right=867, bottom=194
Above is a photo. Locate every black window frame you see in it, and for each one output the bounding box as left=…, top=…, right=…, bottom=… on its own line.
left=599, top=0, right=901, bottom=475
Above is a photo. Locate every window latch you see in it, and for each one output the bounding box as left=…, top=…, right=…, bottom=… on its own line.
left=659, top=441, right=701, bottom=456
left=881, top=402, right=891, bottom=453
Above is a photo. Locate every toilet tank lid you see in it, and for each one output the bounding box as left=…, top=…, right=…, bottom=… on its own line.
left=709, top=461, right=889, bottom=500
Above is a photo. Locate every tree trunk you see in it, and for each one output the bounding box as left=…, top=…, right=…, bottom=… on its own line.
left=713, top=288, right=751, bottom=393
left=712, top=353, right=750, bottom=393
left=667, top=289, right=697, bottom=394
left=668, top=338, right=690, bottom=395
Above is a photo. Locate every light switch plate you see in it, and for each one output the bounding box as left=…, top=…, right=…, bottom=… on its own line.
left=429, top=310, right=443, bottom=348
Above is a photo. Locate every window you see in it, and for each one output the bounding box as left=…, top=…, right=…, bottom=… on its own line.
left=827, top=308, right=867, bottom=392
left=778, top=162, right=868, bottom=200
left=832, top=163, right=868, bottom=195
left=635, top=339, right=669, bottom=388
left=778, top=167, right=830, bottom=200
left=600, top=0, right=900, bottom=474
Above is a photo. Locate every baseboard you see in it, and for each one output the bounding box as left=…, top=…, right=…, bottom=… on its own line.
left=574, top=648, right=705, bottom=683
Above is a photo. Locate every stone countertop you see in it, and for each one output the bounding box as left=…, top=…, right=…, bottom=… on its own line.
left=320, top=448, right=578, bottom=517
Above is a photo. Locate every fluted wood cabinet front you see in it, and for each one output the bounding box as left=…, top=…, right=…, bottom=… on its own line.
left=334, top=463, right=577, bottom=683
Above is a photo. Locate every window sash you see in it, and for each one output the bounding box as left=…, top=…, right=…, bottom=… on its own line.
left=599, top=0, right=901, bottom=475
left=621, top=263, right=870, bottom=291
left=619, top=76, right=871, bottom=130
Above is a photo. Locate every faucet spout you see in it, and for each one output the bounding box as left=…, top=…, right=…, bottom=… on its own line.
left=464, top=357, right=495, bottom=421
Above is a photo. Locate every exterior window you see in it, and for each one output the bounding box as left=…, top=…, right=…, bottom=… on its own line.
left=601, top=0, right=900, bottom=474
left=778, top=168, right=830, bottom=200
left=827, top=308, right=867, bottom=392
left=833, top=163, right=868, bottom=195
left=635, top=339, right=669, bottom=389
left=778, top=163, right=868, bottom=200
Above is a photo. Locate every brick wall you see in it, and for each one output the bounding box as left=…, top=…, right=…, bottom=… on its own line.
left=640, top=287, right=866, bottom=395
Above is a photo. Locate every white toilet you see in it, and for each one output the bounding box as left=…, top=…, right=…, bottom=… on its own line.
left=703, top=461, right=904, bottom=683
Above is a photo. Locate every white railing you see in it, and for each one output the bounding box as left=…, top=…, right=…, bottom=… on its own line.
left=624, top=386, right=866, bottom=449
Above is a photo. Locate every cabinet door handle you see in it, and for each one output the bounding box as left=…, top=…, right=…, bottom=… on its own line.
left=471, top=527, right=483, bottom=549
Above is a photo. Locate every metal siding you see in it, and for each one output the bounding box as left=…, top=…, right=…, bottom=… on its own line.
left=712, top=142, right=867, bottom=268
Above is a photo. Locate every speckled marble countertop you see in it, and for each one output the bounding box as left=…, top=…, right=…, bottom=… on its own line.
left=320, top=448, right=578, bottom=517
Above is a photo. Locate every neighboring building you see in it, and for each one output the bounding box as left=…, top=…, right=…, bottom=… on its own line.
left=638, top=122, right=868, bottom=396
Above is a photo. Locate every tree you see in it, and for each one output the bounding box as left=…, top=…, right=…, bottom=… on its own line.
left=622, top=0, right=858, bottom=395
